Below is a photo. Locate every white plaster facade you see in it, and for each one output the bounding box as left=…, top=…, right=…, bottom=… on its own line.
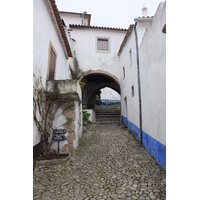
left=33, top=0, right=72, bottom=88
left=139, top=2, right=166, bottom=145
left=60, top=11, right=124, bottom=103
left=135, top=18, right=153, bottom=46
left=83, top=109, right=96, bottom=123
left=33, top=0, right=70, bottom=147
left=119, top=24, right=140, bottom=127
left=33, top=0, right=82, bottom=156
left=59, top=11, right=91, bottom=27
left=100, top=87, right=120, bottom=100
left=68, top=26, right=126, bottom=83
left=119, top=2, right=166, bottom=143
left=119, top=1, right=166, bottom=169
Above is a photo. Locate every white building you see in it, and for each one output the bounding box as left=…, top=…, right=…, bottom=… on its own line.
left=139, top=2, right=166, bottom=170
left=59, top=11, right=91, bottom=27
left=119, top=2, right=166, bottom=170
left=67, top=24, right=126, bottom=109
left=33, top=0, right=82, bottom=157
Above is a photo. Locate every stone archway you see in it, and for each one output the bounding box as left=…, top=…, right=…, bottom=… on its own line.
left=79, top=70, right=120, bottom=109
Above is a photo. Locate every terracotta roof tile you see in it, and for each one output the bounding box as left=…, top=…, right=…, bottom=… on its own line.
left=135, top=16, right=153, bottom=20
left=49, top=0, right=72, bottom=57
left=69, top=24, right=127, bottom=31
left=118, top=24, right=134, bottom=56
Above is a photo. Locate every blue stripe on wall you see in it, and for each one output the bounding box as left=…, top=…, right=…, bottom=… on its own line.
left=121, top=115, right=166, bottom=171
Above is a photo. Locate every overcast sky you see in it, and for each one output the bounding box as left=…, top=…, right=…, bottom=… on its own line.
left=55, top=0, right=164, bottom=29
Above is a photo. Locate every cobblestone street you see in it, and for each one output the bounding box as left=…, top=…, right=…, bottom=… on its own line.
left=33, top=124, right=166, bottom=200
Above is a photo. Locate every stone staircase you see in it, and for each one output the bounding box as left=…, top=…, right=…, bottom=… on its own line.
left=95, top=104, right=121, bottom=124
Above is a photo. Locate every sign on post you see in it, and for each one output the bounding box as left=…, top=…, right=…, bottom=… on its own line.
left=53, top=129, right=67, bottom=156
left=53, top=135, right=66, bottom=141
left=54, top=129, right=67, bottom=134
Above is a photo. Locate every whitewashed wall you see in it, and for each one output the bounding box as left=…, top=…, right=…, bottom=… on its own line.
left=69, top=28, right=126, bottom=82
left=119, top=2, right=166, bottom=170
left=60, top=12, right=90, bottom=27
left=33, top=0, right=71, bottom=146
left=140, top=2, right=166, bottom=145
left=136, top=19, right=153, bottom=46
left=119, top=28, right=140, bottom=128
left=100, top=87, right=120, bottom=100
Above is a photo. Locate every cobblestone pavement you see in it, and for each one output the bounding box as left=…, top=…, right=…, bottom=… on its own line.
left=33, top=124, right=166, bottom=200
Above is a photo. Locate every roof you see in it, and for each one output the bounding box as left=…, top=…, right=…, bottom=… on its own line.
left=69, top=24, right=127, bottom=31
left=59, top=11, right=91, bottom=26
left=45, top=0, right=72, bottom=57
left=134, top=16, right=153, bottom=22
left=118, top=24, right=134, bottom=56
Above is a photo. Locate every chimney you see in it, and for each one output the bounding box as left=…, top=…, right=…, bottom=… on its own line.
left=82, top=11, right=88, bottom=25
left=141, top=4, right=148, bottom=17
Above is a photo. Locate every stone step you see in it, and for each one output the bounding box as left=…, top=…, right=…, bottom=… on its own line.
left=96, top=109, right=120, bottom=112
left=96, top=115, right=120, bottom=119
left=95, top=104, right=121, bottom=123
left=96, top=112, right=120, bottom=115
left=97, top=118, right=120, bottom=122
left=95, top=121, right=121, bottom=124
left=96, top=112, right=120, bottom=116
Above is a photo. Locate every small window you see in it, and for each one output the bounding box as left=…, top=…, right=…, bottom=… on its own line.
left=131, top=85, right=134, bottom=97
left=98, top=39, right=108, bottom=50
left=123, top=66, right=125, bottom=79
left=47, top=42, right=57, bottom=80
left=129, top=48, right=132, bottom=63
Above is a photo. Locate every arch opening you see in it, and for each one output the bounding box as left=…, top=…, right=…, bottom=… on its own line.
left=100, top=87, right=121, bottom=106
left=80, top=72, right=121, bottom=109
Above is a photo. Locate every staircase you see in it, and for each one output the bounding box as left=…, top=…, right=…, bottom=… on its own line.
left=95, top=104, right=121, bottom=124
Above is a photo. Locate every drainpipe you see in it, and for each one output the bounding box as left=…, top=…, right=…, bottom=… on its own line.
left=134, top=21, right=143, bottom=145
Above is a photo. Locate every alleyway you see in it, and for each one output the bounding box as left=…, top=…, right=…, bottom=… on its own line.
left=33, top=124, right=166, bottom=200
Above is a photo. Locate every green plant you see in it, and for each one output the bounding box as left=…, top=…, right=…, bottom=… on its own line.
left=79, top=81, right=85, bottom=89
left=83, top=110, right=90, bottom=126
left=69, top=51, right=83, bottom=80
left=66, top=117, right=72, bottom=125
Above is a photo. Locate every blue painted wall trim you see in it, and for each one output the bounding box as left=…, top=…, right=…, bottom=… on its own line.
left=100, top=99, right=121, bottom=106
left=121, top=115, right=166, bottom=171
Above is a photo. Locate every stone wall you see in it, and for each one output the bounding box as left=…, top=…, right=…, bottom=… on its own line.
left=46, top=80, right=82, bottom=155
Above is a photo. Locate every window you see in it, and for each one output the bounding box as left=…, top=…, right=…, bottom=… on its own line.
left=47, top=42, right=57, bottom=80
left=98, top=39, right=108, bottom=50
left=129, top=48, right=132, bottom=63
left=96, top=37, right=111, bottom=53
left=131, top=85, right=134, bottom=97
left=123, top=66, right=125, bottom=79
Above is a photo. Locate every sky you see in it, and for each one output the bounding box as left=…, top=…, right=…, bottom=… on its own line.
left=55, top=0, right=164, bottom=29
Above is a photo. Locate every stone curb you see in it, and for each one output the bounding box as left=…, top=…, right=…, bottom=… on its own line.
left=34, top=155, right=72, bottom=171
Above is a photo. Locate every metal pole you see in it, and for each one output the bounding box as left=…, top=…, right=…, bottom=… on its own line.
left=134, top=22, right=143, bottom=145
left=57, top=141, right=60, bottom=157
